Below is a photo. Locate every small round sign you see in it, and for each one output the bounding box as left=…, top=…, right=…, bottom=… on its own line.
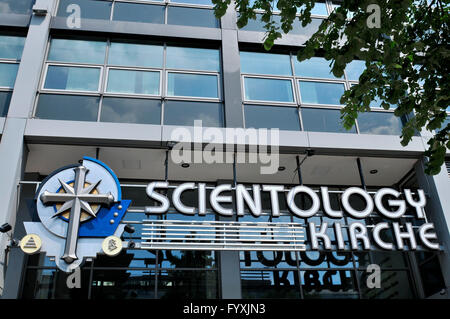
left=20, top=234, right=42, bottom=255
left=102, top=236, right=123, bottom=257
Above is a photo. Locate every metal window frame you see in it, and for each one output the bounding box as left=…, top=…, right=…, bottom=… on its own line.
left=0, top=60, right=20, bottom=89
left=297, top=79, right=346, bottom=107
left=105, top=67, right=162, bottom=97
left=41, top=62, right=104, bottom=93
left=165, top=70, right=221, bottom=101
left=241, top=75, right=297, bottom=105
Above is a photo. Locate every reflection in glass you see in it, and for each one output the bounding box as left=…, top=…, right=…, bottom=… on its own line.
left=108, top=42, right=163, bottom=68
left=358, top=270, right=414, bottom=299
left=345, top=60, right=365, bottom=81
left=57, top=0, right=112, bottom=20
left=357, top=112, right=405, bottom=135
left=0, top=35, right=25, bottom=59
left=44, top=65, right=100, bottom=92
left=164, top=100, right=223, bottom=127
left=167, top=7, right=219, bottom=28
left=48, top=39, right=106, bottom=64
left=113, top=2, right=165, bottom=24
left=299, top=81, right=345, bottom=105
left=22, top=268, right=90, bottom=299
left=294, top=57, right=340, bottom=79
left=244, top=77, right=294, bottom=102
left=91, top=270, right=156, bottom=299
left=100, top=97, right=161, bottom=125
left=245, top=105, right=301, bottom=131
left=301, top=108, right=356, bottom=133
left=241, top=270, right=301, bottom=298
left=0, top=91, right=11, bottom=116
left=35, top=94, right=100, bottom=121
left=0, top=63, right=19, bottom=87
left=107, top=69, right=160, bottom=95
left=302, top=270, right=359, bottom=299
left=166, top=46, right=220, bottom=72
left=310, top=1, right=328, bottom=15
left=158, top=270, right=218, bottom=299
left=0, top=0, right=34, bottom=14
left=240, top=52, right=292, bottom=76
left=167, top=73, right=218, bottom=98
left=170, top=0, right=213, bottom=5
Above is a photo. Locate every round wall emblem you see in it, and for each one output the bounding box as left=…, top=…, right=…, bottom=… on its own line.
left=102, top=235, right=123, bottom=256
left=20, top=234, right=42, bottom=255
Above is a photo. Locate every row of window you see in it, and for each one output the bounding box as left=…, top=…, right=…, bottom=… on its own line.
left=56, top=0, right=219, bottom=29
left=0, top=35, right=25, bottom=116
left=2, top=35, right=441, bottom=136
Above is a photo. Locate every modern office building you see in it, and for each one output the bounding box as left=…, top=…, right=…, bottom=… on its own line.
left=0, top=0, right=449, bottom=299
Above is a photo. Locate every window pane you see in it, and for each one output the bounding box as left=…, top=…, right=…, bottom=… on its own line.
left=241, top=270, right=301, bottom=299
left=345, top=60, right=365, bottom=81
left=158, top=270, right=218, bottom=299
left=0, top=35, right=25, bottom=59
left=0, top=91, right=12, bottom=117
left=357, top=112, right=405, bottom=135
left=108, top=42, right=163, bottom=68
left=301, top=108, right=356, bottom=133
left=48, top=39, right=106, bottom=64
left=299, top=81, right=345, bottom=105
left=294, top=57, right=340, bottom=79
left=0, top=0, right=34, bottom=14
left=310, top=2, right=328, bottom=15
left=245, top=105, right=300, bottom=131
left=35, top=94, right=100, bottom=121
left=113, top=3, right=164, bottom=24
left=100, top=97, right=161, bottom=125
left=107, top=69, right=159, bottom=95
left=167, top=7, right=219, bottom=28
left=244, top=77, right=294, bottom=102
left=44, top=65, right=100, bottom=91
left=91, top=270, right=156, bottom=299
left=302, top=270, right=359, bottom=299
left=167, top=73, right=218, bottom=98
left=57, top=0, right=111, bottom=20
left=170, top=0, right=213, bottom=4
left=164, top=100, right=223, bottom=127
left=0, top=63, right=19, bottom=87
left=166, top=47, right=220, bottom=72
left=240, top=52, right=292, bottom=76
left=358, top=270, right=415, bottom=299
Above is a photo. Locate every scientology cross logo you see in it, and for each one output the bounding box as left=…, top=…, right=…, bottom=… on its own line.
left=20, top=157, right=131, bottom=272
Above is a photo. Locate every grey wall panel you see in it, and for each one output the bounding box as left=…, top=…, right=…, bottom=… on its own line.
left=308, top=132, right=426, bottom=157
left=51, top=17, right=222, bottom=41
left=0, top=118, right=4, bottom=136
left=25, top=119, right=163, bottom=147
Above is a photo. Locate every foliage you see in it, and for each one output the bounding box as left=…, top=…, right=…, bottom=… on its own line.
left=213, top=0, right=450, bottom=175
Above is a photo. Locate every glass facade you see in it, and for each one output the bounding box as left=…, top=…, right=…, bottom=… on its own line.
left=35, top=38, right=223, bottom=126
left=56, top=0, right=220, bottom=28
left=241, top=51, right=407, bottom=134
left=0, top=34, right=25, bottom=116
left=18, top=183, right=424, bottom=299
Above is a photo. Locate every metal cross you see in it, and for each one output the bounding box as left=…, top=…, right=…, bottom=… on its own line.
left=40, top=166, right=114, bottom=264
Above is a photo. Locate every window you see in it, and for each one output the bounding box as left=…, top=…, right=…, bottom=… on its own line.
left=245, top=105, right=301, bottom=131
left=357, top=112, right=406, bottom=136
left=301, top=108, right=356, bottom=133
left=0, top=34, right=25, bottom=116
left=294, top=57, right=340, bottom=79
left=298, top=81, right=345, bottom=105
left=244, top=77, right=294, bottom=103
left=0, top=0, right=35, bottom=15
left=240, top=51, right=292, bottom=76
left=345, top=60, right=365, bottom=81
left=56, top=0, right=220, bottom=28
left=36, top=38, right=223, bottom=126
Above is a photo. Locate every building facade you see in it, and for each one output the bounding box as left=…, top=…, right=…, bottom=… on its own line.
left=0, top=0, right=449, bottom=299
